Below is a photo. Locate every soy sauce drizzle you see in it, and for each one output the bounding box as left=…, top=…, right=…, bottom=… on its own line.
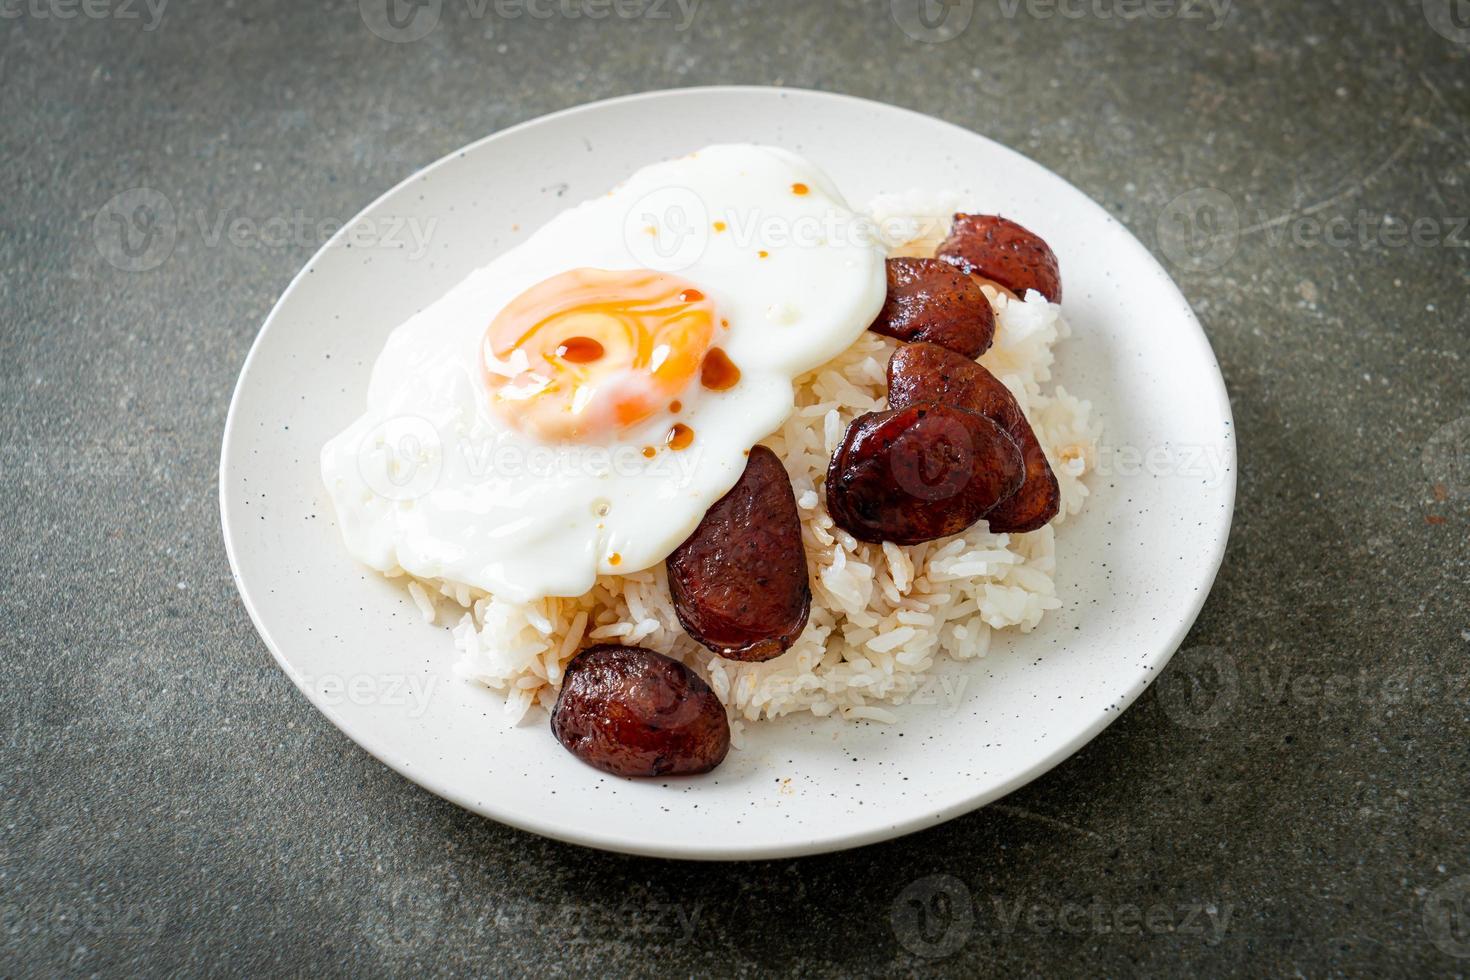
left=700, top=348, right=741, bottom=392
left=555, top=336, right=604, bottom=363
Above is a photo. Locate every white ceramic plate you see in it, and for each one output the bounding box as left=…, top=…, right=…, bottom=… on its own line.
left=220, top=87, right=1235, bottom=860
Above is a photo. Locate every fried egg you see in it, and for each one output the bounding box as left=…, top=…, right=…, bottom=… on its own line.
left=320, top=144, right=886, bottom=602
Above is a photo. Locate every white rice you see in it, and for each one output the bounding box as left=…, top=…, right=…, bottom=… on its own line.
left=400, top=198, right=1099, bottom=736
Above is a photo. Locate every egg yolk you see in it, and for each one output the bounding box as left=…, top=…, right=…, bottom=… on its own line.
left=482, top=268, right=718, bottom=440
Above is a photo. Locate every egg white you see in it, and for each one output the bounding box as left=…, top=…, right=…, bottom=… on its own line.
left=320, top=144, right=887, bottom=602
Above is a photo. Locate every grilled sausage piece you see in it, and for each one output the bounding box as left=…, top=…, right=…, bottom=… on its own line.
left=667, top=445, right=811, bottom=662
left=826, top=404, right=1025, bottom=545
left=936, top=214, right=1062, bottom=304
left=887, top=342, right=1061, bottom=533
left=551, top=645, right=730, bottom=777
left=868, top=257, right=996, bottom=359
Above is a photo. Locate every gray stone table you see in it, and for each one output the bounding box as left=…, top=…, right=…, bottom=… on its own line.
left=3, top=0, right=1468, bottom=975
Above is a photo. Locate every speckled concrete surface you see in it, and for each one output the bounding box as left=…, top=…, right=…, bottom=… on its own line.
left=3, top=0, right=1468, bottom=975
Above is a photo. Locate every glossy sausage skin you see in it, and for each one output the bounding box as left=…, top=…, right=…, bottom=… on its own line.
left=551, top=645, right=730, bottom=777
left=826, top=404, right=1025, bottom=545
left=868, top=257, right=996, bottom=359
left=937, top=214, right=1062, bottom=304
left=667, top=445, right=811, bottom=662
left=887, top=343, right=1061, bottom=533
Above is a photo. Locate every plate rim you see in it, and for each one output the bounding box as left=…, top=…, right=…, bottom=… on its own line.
left=219, top=85, right=1237, bottom=860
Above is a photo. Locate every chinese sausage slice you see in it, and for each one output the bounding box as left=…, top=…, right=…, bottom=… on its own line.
left=868, top=257, right=996, bottom=359
left=667, top=446, right=812, bottom=662
left=887, top=342, right=1060, bottom=534
left=826, top=403, right=1024, bottom=546
left=936, top=213, right=1062, bottom=304
left=551, top=645, right=730, bottom=777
